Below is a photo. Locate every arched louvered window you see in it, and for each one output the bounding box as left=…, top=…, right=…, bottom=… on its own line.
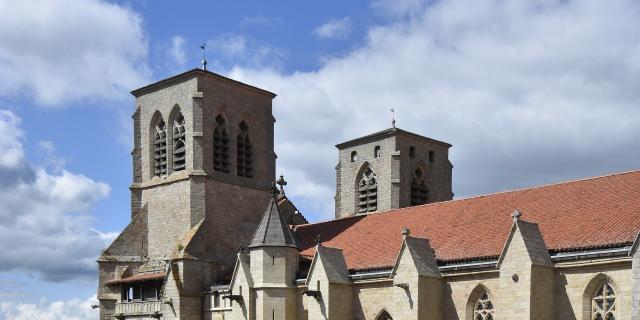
left=213, top=115, right=230, bottom=173
left=153, top=119, right=167, bottom=177
left=357, top=165, right=377, bottom=214
left=375, top=310, right=392, bottom=320
left=473, top=290, right=494, bottom=320
left=411, top=167, right=429, bottom=205
left=172, top=112, right=186, bottom=171
left=592, top=282, right=616, bottom=320
left=237, top=121, right=253, bottom=178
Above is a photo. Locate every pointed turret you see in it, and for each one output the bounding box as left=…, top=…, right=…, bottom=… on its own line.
left=248, top=185, right=300, bottom=319
left=248, top=186, right=298, bottom=248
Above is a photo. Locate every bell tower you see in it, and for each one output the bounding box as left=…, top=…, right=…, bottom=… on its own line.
left=334, top=127, right=453, bottom=219
left=99, top=68, right=278, bottom=320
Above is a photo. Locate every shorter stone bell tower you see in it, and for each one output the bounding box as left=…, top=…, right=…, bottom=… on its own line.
left=334, top=127, right=453, bottom=219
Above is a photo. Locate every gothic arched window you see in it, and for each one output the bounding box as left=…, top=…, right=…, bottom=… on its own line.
left=172, top=112, right=186, bottom=172
left=375, top=310, right=392, bottom=320
left=358, top=165, right=377, bottom=214
left=411, top=167, right=429, bottom=205
left=592, top=282, right=616, bottom=320
left=473, top=290, right=494, bottom=320
left=213, top=115, right=230, bottom=173
left=237, top=121, right=253, bottom=178
left=153, top=119, right=167, bottom=177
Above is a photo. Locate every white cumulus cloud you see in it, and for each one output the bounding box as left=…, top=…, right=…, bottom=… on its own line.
left=0, top=295, right=98, bottom=320
left=0, top=110, right=112, bottom=281
left=0, top=0, right=150, bottom=106
left=169, top=35, right=186, bottom=67
left=313, top=17, right=352, bottom=39
left=226, top=0, right=640, bottom=220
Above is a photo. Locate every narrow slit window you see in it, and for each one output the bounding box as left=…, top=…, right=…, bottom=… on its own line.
left=374, top=146, right=381, bottom=158
left=351, top=151, right=358, bottom=162
left=409, top=146, right=416, bottom=158
left=172, top=113, right=186, bottom=171
left=429, top=150, right=435, bottom=162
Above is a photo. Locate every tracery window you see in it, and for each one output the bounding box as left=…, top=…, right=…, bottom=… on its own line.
left=237, top=121, right=253, bottom=178
left=375, top=310, right=392, bottom=320
left=473, top=290, right=494, bottom=320
left=153, top=119, right=167, bottom=177
left=411, top=167, right=429, bottom=205
left=213, top=115, right=230, bottom=173
left=358, top=165, right=377, bottom=214
left=592, top=282, right=616, bottom=320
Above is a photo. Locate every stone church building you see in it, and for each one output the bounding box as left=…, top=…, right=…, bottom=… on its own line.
left=97, top=68, right=640, bottom=320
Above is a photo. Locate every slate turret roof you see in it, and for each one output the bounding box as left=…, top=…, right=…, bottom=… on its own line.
left=249, top=193, right=299, bottom=248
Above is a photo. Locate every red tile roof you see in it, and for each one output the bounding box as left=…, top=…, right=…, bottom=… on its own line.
left=106, top=271, right=165, bottom=285
left=295, top=171, right=640, bottom=271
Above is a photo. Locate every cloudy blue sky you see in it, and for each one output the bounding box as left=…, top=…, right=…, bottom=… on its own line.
left=1, top=0, right=640, bottom=318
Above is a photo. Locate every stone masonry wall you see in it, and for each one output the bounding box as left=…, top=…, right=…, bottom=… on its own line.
left=142, top=178, right=191, bottom=258
left=335, top=135, right=396, bottom=218
left=198, top=73, right=275, bottom=185
left=395, top=133, right=453, bottom=207
left=335, top=131, right=453, bottom=219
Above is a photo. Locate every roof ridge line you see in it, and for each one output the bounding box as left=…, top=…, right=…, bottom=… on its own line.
left=443, top=169, right=640, bottom=205
left=296, top=169, right=640, bottom=226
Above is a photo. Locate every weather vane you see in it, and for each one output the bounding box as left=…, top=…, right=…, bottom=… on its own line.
left=390, top=107, right=396, bottom=128
left=200, top=43, right=208, bottom=71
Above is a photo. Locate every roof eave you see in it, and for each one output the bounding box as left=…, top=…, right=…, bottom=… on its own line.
left=335, top=128, right=452, bottom=149
left=130, top=68, right=277, bottom=98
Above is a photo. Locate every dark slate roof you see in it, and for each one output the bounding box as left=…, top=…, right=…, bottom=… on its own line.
left=335, top=127, right=451, bottom=149
left=249, top=195, right=298, bottom=248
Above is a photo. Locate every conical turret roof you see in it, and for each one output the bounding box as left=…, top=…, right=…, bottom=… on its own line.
left=248, top=191, right=298, bottom=249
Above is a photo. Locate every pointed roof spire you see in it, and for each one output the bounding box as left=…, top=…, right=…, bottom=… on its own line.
left=248, top=185, right=298, bottom=249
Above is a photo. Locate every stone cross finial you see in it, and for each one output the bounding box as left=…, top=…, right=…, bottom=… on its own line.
left=238, top=244, right=244, bottom=253
left=511, top=210, right=522, bottom=222
left=316, top=235, right=322, bottom=246
left=276, top=174, right=287, bottom=194
left=402, top=227, right=410, bottom=237
left=270, top=182, right=279, bottom=197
